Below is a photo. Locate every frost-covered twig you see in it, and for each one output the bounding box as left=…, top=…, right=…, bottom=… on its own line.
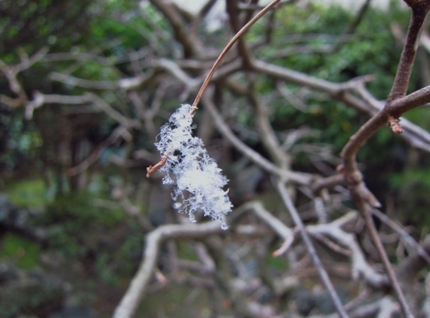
left=149, top=104, right=232, bottom=228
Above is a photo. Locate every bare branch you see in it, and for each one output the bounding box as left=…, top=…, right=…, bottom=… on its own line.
left=275, top=179, right=348, bottom=317
left=0, top=47, right=48, bottom=107
left=192, top=0, right=281, bottom=109
left=247, top=201, right=295, bottom=256
left=203, top=91, right=311, bottom=184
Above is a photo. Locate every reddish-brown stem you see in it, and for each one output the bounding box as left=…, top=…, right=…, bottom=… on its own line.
left=191, top=0, right=280, bottom=112
left=146, top=153, right=168, bottom=178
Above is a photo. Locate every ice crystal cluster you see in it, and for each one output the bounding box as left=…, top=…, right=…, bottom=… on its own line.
left=155, top=104, right=232, bottom=229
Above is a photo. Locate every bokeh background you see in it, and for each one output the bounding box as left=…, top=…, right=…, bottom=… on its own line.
left=1, top=0, right=429, bottom=317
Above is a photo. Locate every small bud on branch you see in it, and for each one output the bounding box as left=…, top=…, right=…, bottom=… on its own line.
left=388, top=117, right=404, bottom=134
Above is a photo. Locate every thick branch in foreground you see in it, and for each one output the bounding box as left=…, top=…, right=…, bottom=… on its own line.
left=337, top=6, right=430, bottom=317
left=341, top=4, right=430, bottom=174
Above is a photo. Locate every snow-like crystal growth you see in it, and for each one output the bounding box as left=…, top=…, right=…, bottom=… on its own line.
left=154, top=104, right=232, bottom=229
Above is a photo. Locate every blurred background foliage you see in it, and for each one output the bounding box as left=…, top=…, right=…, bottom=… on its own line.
left=1, top=0, right=430, bottom=316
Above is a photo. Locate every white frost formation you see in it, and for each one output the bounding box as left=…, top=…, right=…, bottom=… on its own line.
left=155, top=104, right=232, bottom=229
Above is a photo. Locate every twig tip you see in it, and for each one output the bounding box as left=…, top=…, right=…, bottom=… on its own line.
left=388, top=117, right=404, bottom=134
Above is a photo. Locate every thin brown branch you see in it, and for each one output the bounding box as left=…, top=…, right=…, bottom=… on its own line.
left=341, top=86, right=430, bottom=153
left=192, top=0, right=281, bottom=109
left=146, top=1, right=281, bottom=178
left=226, top=0, right=255, bottom=68
left=146, top=154, right=168, bottom=178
